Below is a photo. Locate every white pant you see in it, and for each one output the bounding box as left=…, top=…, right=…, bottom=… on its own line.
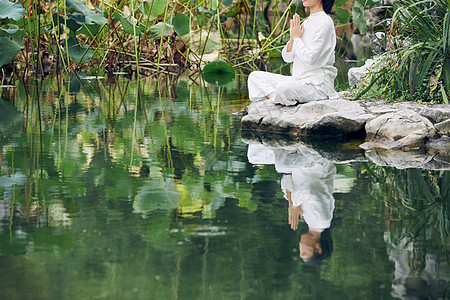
left=248, top=71, right=329, bottom=106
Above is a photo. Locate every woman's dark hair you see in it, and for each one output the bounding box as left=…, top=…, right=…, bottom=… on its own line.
left=304, top=228, right=333, bottom=265
left=322, top=0, right=335, bottom=14
left=315, top=228, right=333, bottom=260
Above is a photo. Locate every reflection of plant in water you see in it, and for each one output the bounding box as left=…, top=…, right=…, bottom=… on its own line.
left=366, top=163, right=449, bottom=298
left=0, top=74, right=251, bottom=228
left=367, top=165, right=449, bottom=245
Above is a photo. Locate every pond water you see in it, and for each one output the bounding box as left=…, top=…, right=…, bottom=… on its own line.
left=0, top=74, right=448, bottom=300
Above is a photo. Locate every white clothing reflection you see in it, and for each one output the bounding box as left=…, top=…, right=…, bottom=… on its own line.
left=247, top=142, right=335, bottom=261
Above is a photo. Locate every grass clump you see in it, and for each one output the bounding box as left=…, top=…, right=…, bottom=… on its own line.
left=353, top=0, right=450, bottom=103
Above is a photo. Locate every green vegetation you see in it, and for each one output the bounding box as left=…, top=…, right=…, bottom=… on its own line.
left=0, top=0, right=376, bottom=81
left=353, top=0, right=450, bottom=103
left=3, top=0, right=448, bottom=100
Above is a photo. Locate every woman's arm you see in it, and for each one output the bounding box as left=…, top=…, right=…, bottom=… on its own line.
left=290, top=18, right=334, bottom=66
left=282, top=14, right=304, bottom=62
left=286, top=14, right=304, bottom=53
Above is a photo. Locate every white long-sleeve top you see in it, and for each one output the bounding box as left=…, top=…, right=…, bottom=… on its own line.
left=282, top=11, right=338, bottom=97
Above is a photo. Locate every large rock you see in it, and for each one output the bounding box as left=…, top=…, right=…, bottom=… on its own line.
left=348, top=56, right=385, bottom=87
left=364, top=149, right=450, bottom=170
left=241, top=99, right=374, bottom=139
left=366, top=102, right=450, bottom=124
left=361, top=109, right=439, bottom=150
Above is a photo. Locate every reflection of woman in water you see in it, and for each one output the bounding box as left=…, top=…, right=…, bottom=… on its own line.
left=246, top=142, right=335, bottom=262
left=275, top=146, right=335, bottom=262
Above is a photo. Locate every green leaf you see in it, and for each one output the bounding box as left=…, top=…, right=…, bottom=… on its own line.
left=356, top=0, right=380, bottom=6
left=149, top=22, right=174, bottom=38
left=334, top=0, right=350, bottom=6
left=443, top=58, right=450, bottom=100
left=335, top=7, right=351, bottom=24
left=352, top=6, right=367, bottom=34
left=0, top=37, right=22, bottom=67
left=75, top=14, right=107, bottom=36
left=66, top=14, right=86, bottom=32
left=65, top=37, right=94, bottom=63
left=211, top=0, right=219, bottom=10
left=171, top=13, right=189, bottom=36
left=66, top=0, right=91, bottom=15
left=196, top=14, right=208, bottom=27
left=202, top=60, right=235, bottom=86
left=85, top=13, right=108, bottom=25
left=145, top=0, right=168, bottom=17
left=112, top=12, right=143, bottom=36
left=225, top=5, right=240, bottom=18
left=0, top=0, right=25, bottom=21
left=0, top=24, right=25, bottom=37
left=77, top=23, right=101, bottom=36
left=440, top=85, right=449, bottom=104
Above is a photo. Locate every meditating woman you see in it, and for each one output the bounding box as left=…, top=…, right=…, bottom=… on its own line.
left=248, top=0, right=338, bottom=106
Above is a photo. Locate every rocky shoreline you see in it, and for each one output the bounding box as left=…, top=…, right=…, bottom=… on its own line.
left=239, top=97, right=450, bottom=169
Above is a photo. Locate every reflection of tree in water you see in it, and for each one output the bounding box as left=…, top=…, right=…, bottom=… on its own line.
left=367, top=165, right=449, bottom=299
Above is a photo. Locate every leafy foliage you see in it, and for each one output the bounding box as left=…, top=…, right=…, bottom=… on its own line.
left=202, top=60, right=236, bottom=85
left=112, top=11, right=144, bottom=36
left=0, top=0, right=25, bottom=21
left=0, top=37, right=22, bottom=67
left=65, top=37, right=94, bottom=62
left=171, top=13, right=190, bottom=37
left=356, top=0, right=450, bottom=103
left=0, top=0, right=382, bottom=76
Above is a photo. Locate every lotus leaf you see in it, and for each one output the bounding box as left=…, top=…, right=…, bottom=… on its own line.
left=85, top=13, right=108, bottom=25
left=202, top=60, right=235, bottom=86
left=149, top=22, right=174, bottom=38
left=0, top=24, right=25, bottom=37
left=66, top=14, right=86, bottom=32
left=0, top=0, right=25, bottom=21
left=352, top=6, right=367, bottom=34
left=77, top=24, right=101, bottom=37
left=144, top=0, right=167, bottom=17
left=65, top=37, right=94, bottom=62
left=335, top=7, right=351, bottom=24
left=0, top=37, right=22, bottom=67
left=171, top=13, right=189, bottom=37
left=113, top=12, right=144, bottom=36
left=66, top=0, right=91, bottom=15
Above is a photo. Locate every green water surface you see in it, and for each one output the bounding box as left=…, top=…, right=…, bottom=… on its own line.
left=0, top=74, right=448, bottom=300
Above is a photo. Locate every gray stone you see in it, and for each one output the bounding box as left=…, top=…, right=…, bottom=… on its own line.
left=241, top=99, right=374, bottom=138
left=435, top=119, right=450, bottom=135
left=361, top=109, right=439, bottom=150
left=393, top=103, right=450, bottom=124
left=366, top=102, right=450, bottom=123
left=364, top=149, right=450, bottom=170
left=348, top=56, right=385, bottom=87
